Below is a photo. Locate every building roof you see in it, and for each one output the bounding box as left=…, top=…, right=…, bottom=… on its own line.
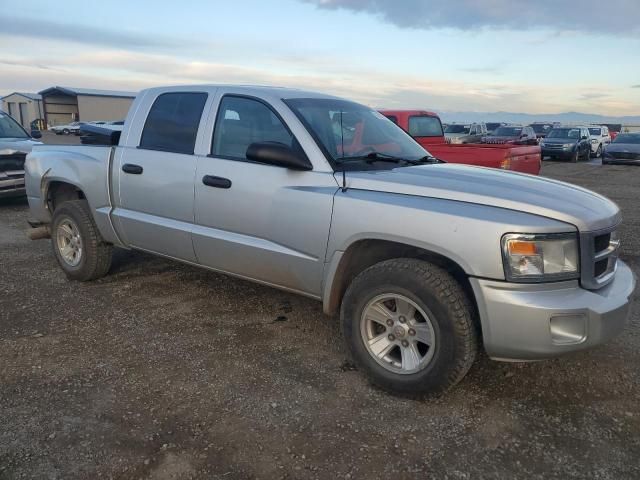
left=1, top=92, right=42, bottom=101
left=38, top=86, right=137, bottom=98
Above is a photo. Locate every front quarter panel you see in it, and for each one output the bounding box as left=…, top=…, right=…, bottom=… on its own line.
left=325, top=188, right=575, bottom=282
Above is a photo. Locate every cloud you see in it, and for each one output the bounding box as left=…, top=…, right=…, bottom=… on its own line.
left=0, top=15, right=179, bottom=49
left=302, top=0, right=640, bottom=35
left=633, top=84, right=640, bottom=88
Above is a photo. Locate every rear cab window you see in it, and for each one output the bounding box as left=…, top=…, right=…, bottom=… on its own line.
left=139, top=92, right=208, bottom=154
left=408, top=115, right=443, bottom=137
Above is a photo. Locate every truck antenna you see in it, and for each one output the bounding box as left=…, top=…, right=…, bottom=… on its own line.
left=340, top=110, right=347, bottom=192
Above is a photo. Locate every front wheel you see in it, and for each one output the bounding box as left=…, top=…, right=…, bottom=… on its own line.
left=595, top=145, right=602, bottom=158
left=62, top=128, right=70, bottom=135
left=341, top=258, right=478, bottom=395
left=571, top=150, right=579, bottom=163
left=51, top=200, right=113, bottom=281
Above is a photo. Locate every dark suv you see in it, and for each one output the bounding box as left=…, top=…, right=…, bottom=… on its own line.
left=484, top=125, right=538, bottom=145
left=540, top=126, right=592, bottom=162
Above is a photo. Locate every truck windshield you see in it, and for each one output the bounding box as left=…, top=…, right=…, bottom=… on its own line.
left=0, top=112, right=30, bottom=139
left=284, top=98, right=429, bottom=166
left=531, top=124, right=551, bottom=134
left=445, top=125, right=468, bottom=134
left=547, top=128, right=580, bottom=139
left=494, top=127, right=522, bottom=137
left=588, top=128, right=602, bottom=136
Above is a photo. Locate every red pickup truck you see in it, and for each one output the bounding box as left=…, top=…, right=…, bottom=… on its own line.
left=380, top=109, right=541, bottom=175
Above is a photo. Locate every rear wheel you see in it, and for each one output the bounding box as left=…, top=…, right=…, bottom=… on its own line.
left=51, top=200, right=112, bottom=281
left=341, top=258, right=478, bottom=395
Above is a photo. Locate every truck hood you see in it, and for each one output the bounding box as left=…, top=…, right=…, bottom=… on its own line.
left=342, top=163, right=620, bottom=232
left=0, top=138, right=42, bottom=155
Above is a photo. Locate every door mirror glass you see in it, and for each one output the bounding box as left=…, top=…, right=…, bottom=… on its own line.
left=581, top=136, right=588, bottom=140
left=246, top=142, right=312, bottom=170
left=30, top=129, right=42, bottom=139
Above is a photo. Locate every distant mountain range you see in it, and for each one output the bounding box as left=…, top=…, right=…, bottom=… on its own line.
left=437, top=111, right=640, bottom=125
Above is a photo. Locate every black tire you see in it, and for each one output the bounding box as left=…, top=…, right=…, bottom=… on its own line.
left=63, top=128, right=70, bottom=135
left=51, top=200, right=112, bottom=281
left=595, top=144, right=602, bottom=158
left=341, top=258, right=478, bottom=395
left=571, top=150, right=579, bottom=163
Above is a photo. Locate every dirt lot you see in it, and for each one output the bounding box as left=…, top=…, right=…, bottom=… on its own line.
left=1, top=147, right=638, bottom=479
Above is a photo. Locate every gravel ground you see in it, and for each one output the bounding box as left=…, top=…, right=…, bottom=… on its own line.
left=0, top=147, right=638, bottom=479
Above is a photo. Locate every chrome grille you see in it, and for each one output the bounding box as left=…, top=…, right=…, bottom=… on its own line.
left=580, top=227, right=619, bottom=289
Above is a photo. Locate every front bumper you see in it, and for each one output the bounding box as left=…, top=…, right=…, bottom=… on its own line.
left=541, top=147, right=574, bottom=159
left=0, top=170, right=26, bottom=199
left=471, top=260, right=636, bottom=361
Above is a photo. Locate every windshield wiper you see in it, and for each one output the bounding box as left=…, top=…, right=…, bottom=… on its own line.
left=337, top=152, right=409, bottom=165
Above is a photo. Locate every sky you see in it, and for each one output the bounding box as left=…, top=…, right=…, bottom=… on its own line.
left=1, top=0, right=639, bottom=116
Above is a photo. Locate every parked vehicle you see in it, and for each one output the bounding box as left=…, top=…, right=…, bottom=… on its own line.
left=602, top=133, right=640, bottom=165
left=378, top=110, right=444, bottom=146
left=486, top=122, right=504, bottom=135
left=380, top=110, right=540, bottom=174
left=602, top=123, right=622, bottom=141
left=25, top=85, right=635, bottom=395
left=444, top=123, right=487, bottom=144
left=540, top=126, right=592, bottom=162
left=588, top=126, right=611, bottom=157
left=484, top=125, right=538, bottom=145
left=530, top=123, right=553, bottom=139
left=0, top=110, right=42, bottom=199
left=50, top=121, right=83, bottom=135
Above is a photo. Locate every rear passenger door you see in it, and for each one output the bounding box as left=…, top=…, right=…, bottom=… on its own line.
left=192, top=94, right=336, bottom=297
left=113, top=91, right=208, bottom=261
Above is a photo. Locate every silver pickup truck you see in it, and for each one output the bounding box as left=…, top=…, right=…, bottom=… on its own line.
left=25, top=85, right=636, bottom=395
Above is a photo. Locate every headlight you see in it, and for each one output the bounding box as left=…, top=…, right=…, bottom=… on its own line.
left=563, top=143, right=574, bottom=148
left=501, top=233, right=579, bottom=282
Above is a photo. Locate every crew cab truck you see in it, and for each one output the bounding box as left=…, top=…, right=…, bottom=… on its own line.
left=26, top=86, right=635, bottom=395
left=380, top=110, right=541, bottom=174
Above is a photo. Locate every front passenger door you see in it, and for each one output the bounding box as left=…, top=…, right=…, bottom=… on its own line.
left=192, top=95, right=336, bottom=296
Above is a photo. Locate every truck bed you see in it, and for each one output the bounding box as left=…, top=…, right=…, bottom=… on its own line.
left=427, top=143, right=541, bottom=175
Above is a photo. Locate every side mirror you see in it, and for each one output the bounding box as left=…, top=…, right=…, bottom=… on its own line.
left=581, top=136, right=588, bottom=140
left=31, top=129, right=42, bottom=139
left=246, top=142, right=312, bottom=171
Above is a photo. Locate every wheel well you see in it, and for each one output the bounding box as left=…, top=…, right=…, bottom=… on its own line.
left=47, top=181, right=85, bottom=212
left=326, top=239, right=477, bottom=318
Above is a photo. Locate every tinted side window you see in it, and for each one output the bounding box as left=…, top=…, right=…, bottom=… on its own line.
left=408, top=116, right=443, bottom=137
left=212, top=96, right=293, bottom=160
left=140, top=92, right=208, bottom=154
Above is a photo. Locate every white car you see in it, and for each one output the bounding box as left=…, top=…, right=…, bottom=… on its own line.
left=444, top=123, right=487, bottom=144
left=50, top=121, right=83, bottom=135
left=588, top=126, right=611, bottom=157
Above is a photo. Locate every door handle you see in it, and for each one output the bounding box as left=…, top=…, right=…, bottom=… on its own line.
left=122, top=163, right=143, bottom=174
left=202, top=175, right=232, bottom=189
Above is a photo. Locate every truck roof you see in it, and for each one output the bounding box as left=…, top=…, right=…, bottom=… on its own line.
left=139, top=84, right=343, bottom=101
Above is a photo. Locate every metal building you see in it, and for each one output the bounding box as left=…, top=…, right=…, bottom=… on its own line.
left=38, top=86, right=136, bottom=127
left=1, top=92, right=44, bottom=130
